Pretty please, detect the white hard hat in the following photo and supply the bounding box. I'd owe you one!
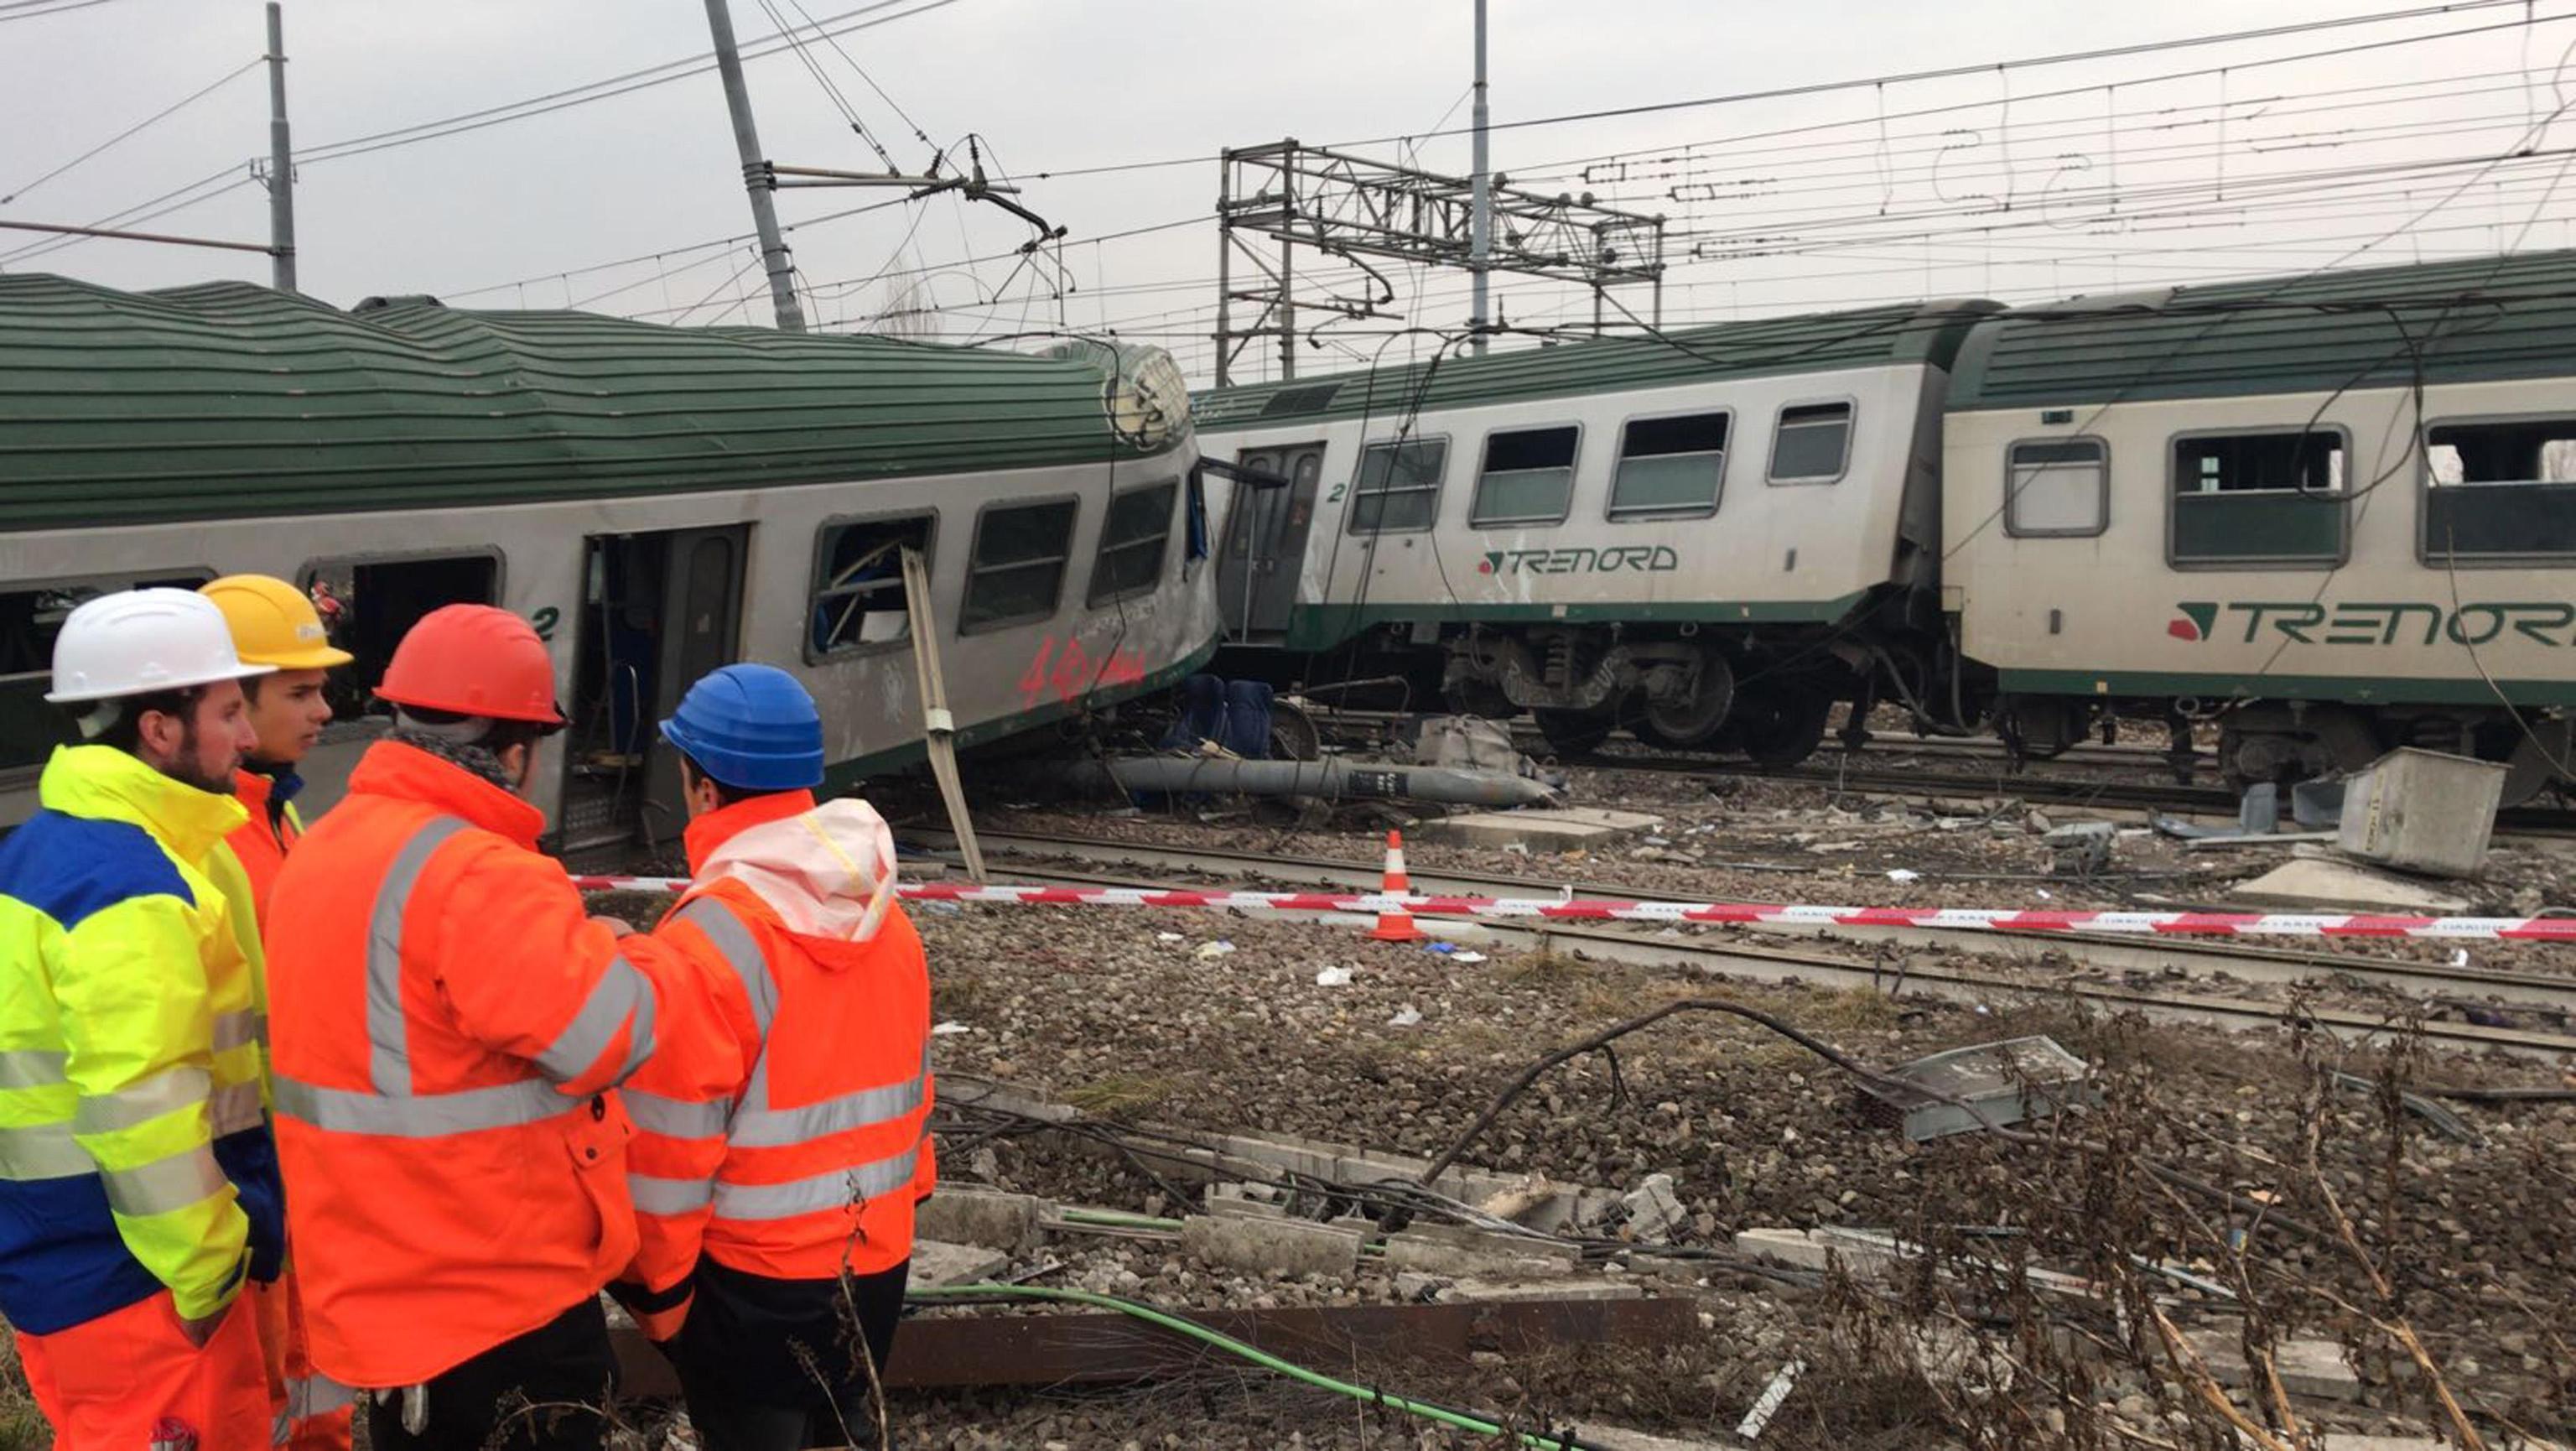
[44,588,276,704]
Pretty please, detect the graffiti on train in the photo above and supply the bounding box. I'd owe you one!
[1018,635,1151,706]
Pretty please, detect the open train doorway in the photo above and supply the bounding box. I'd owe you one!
[1215,444,1323,642]
[559,525,747,862]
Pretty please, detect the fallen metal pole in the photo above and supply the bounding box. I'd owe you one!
[1083,754,1560,808]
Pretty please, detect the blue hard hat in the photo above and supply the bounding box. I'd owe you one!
[661,663,826,791]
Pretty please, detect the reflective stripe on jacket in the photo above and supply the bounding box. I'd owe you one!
[265,741,740,1388]
[0,745,281,1334]
[616,791,934,1337]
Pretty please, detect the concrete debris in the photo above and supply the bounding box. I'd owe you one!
[1438,1277,1642,1303]
[910,1237,1010,1288]
[1734,1358,1806,1441]
[1391,1269,1445,1302]
[1413,807,1665,853]
[914,1188,1045,1254]
[2231,855,2471,913]
[2336,746,2508,878]
[1619,1172,1690,1244]
[1382,1230,1574,1282]
[2043,820,2116,874]
[1180,1214,1361,1280]
[1579,1425,1738,1451]
[2187,1328,2362,1402]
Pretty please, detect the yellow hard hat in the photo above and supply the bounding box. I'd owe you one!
[200,574,354,670]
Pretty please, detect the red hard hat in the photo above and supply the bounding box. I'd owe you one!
[376,604,566,726]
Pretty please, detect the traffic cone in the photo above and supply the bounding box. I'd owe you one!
[1368,830,1429,943]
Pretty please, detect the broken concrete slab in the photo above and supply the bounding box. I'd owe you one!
[1382,1233,1575,1281]
[911,1238,1010,1288]
[1732,1227,1901,1279]
[1412,807,1664,853]
[1619,1172,1688,1243]
[2230,856,2470,913]
[1182,1214,1362,1280]
[1439,1277,1643,1303]
[2187,1329,2360,1402]
[915,1188,1045,1253]
[1576,1425,1737,1451]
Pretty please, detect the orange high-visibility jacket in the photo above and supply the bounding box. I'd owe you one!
[263,741,740,1389]
[223,767,305,923]
[616,790,934,1337]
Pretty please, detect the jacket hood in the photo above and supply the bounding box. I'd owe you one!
[690,795,898,949]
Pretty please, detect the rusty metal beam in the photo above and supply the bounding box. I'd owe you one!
[613,1294,1699,1396]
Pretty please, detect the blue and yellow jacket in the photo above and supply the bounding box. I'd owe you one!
[0,745,284,1335]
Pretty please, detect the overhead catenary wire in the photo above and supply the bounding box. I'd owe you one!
[0,55,263,207]
[0,0,116,22]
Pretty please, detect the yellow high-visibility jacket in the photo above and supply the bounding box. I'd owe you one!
[0,745,285,1334]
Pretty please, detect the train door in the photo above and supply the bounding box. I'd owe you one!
[1215,443,1323,641]
[559,525,747,861]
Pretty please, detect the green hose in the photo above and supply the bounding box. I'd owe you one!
[906,1282,1602,1450]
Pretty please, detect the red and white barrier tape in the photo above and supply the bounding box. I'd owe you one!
[569,874,2576,942]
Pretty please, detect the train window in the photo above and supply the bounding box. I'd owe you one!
[1608,412,1727,519]
[2168,430,2346,566]
[1346,438,1447,534]
[1766,402,1853,485]
[298,553,500,720]
[2423,418,2576,561]
[963,497,1078,632]
[808,514,934,660]
[1469,426,1579,528]
[1089,481,1179,606]
[2004,439,2109,538]
[0,570,211,775]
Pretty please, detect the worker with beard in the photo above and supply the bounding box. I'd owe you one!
[0,588,281,1449]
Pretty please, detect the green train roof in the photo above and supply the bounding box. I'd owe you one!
[1947,249,2576,411]
[1192,300,1999,429]
[0,274,1175,532]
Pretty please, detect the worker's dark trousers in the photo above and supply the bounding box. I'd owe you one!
[673,1257,911,1451]
[364,1298,620,1451]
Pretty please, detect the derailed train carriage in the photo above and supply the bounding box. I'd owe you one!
[1198,250,2576,804]
[0,275,1219,850]
[1944,251,2576,804]
[1196,301,2001,764]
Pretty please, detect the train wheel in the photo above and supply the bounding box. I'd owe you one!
[1640,656,1735,749]
[1736,688,1831,769]
[2501,718,2573,807]
[1269,698,1323,762]
[1534,708,1616,758]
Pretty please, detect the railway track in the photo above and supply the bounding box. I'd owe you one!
[914,830,2576,1061]
[1306,708,2576,837]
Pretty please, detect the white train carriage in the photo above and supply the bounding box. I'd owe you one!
[1941,251,2576,803]
[1197,303,1996,762]
[0,276,1218,853]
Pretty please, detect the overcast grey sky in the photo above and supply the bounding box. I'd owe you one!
[5,1,2571,384]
